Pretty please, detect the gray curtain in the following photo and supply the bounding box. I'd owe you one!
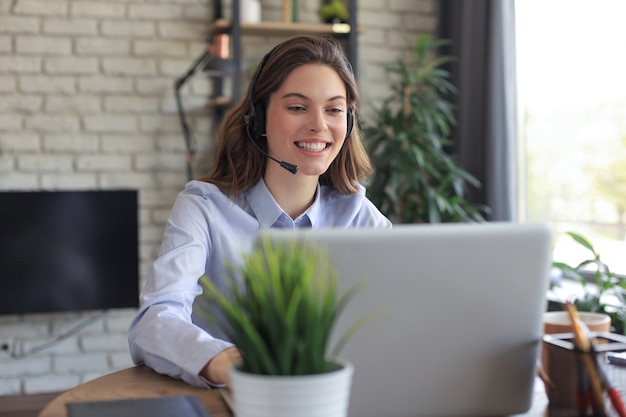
[438,0,517,221]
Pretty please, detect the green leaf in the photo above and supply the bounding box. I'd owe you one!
[566,231,598,256]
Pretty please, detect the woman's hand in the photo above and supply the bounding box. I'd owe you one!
[201,347,241,387]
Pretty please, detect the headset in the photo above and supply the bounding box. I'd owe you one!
[244,44,355,157]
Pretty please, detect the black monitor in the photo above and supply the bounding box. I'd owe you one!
[0,190,139,315]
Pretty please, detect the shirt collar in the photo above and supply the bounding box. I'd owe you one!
[244,179,283,229]
[303,185,321,227]
[244,179,321,229]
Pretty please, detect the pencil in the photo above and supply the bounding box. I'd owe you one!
[564,302,607,417]
[588,337,626,417]
[575,354,591,416]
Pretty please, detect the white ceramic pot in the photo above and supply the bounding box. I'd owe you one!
[230,358,354,417]
[543,310,611,334]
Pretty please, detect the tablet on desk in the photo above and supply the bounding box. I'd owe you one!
[66,395,212,417]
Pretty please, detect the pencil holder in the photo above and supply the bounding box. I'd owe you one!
[542,332,626,411]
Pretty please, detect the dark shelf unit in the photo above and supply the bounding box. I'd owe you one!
[206,0,359,110]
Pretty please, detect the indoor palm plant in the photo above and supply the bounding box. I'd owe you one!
[552,231,626,334]
[196,236,362,417]
[364,35,486,224]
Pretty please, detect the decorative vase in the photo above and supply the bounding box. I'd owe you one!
[230,358,354,417]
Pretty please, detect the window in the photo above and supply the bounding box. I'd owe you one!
[515,0,626,275]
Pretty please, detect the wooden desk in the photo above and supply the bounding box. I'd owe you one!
[39,365,552,417]
[38,366,231,417]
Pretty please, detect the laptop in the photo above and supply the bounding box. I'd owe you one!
[256,222,552,417]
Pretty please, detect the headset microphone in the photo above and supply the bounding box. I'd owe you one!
[244,115,299,174]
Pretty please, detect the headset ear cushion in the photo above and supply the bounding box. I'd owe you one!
[245,114,256,140]
[254,104,266,140]
[346,110,354,139]
[245,103,265,141]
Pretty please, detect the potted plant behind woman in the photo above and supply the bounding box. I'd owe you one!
[195,236,364,417]
[364,34,486,224]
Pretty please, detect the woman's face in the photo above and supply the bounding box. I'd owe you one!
[264,63,349,178]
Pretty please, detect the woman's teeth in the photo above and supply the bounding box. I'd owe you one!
[296,142,328,152]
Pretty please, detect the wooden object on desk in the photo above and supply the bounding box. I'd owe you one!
[38,366,231,417]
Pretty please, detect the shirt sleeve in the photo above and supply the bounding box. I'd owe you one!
[127,189,234,388]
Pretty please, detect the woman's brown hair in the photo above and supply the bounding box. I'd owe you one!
[200,35,373,196]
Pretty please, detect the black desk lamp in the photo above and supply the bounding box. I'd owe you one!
[173,34,234,181]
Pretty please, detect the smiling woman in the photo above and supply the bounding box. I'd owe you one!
[515,0,626,276]
[127,35,391,390]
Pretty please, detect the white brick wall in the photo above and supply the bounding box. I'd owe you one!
[0,0,436,396]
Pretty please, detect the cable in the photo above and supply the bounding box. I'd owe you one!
[1,310,106,360]
[174,86,198,182]
[174,48,213,182]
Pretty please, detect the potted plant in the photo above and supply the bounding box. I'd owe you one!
[195,236,363,417]
[551,231,626,334]
[318,0,349,24]
[364,34,486,224]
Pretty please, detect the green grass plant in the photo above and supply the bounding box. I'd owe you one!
[196,236,361,375]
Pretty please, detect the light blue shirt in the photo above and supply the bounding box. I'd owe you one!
[128,179,391,387]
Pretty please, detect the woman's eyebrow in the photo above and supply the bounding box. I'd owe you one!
[280,92,347,102]
[280,92,308,100]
